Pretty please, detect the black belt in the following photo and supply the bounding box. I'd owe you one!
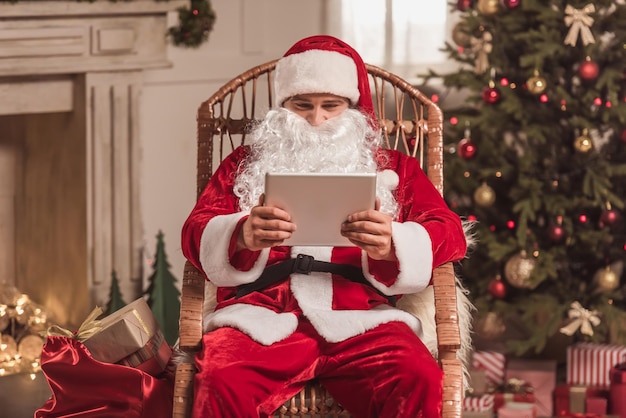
[235,254,395,305]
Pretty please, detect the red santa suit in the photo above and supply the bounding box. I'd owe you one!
[180,35,468,418]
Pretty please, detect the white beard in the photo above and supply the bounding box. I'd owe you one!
[234,108,398,217]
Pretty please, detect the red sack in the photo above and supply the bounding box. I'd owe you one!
[35,336,174,418]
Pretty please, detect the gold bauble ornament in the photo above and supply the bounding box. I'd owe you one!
[527,75,547,94]
[504,251,537,289]
[476,311,506,340]
[477,0,500,15]
[452,22,472,48]
[574,134,593,153]
[473,182,496,207]
[595,266,620,291]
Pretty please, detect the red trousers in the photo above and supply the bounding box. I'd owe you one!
[192,320,442,418]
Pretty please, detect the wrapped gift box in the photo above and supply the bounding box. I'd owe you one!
[551,415,618,417]
[554,384,609,416]
[470,369,489,396]
[506,358,556,417]
[473,350,507,386]
[610,363,626,418]
[82,298,172,376]
[498,402,536,418]
[586,396,608,415]
[463,412,493,418]
[493,387,535,411]
[464,387,534,414]
[464,393,495,412]
[567,343,626,389]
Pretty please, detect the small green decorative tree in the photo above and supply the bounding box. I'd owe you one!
[145,231,181,346]
[103,270,127,316]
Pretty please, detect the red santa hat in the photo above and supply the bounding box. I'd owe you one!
[274,35,376,122]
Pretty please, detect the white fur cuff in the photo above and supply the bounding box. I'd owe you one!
[363,221,433,294]
[199,212,270,286]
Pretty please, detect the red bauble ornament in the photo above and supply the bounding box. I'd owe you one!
[457,0,473,11]
[488,277,506,299]
[601,209,620,226]
[502,0,521,8]
[482,86,501,104]
[579,59,599,81]
[548,224,565,242]
[457,138,478,159]
[621,128,626,144]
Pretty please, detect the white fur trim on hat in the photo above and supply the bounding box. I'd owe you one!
[274,49,360,106]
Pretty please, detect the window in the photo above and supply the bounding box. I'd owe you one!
[326,0,455,82]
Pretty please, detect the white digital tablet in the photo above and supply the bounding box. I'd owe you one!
[264,172,377,246]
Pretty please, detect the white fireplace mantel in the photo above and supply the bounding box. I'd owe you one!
[0,0,186,326]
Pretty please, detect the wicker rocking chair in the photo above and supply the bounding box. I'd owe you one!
[172,60,470,418]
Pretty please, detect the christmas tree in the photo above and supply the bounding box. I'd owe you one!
[145,231,181,346]
[103,271,127,316]
[427,0,626,356]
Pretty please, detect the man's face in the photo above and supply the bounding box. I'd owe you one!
[283,93,350,126]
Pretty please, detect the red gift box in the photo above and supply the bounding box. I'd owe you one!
[586,396,608,415]
[555,414,615,417]
[506,358,556,417]
[610,363,626,418]
[554,384,609,416]
[567,343,626,389]
[473,350,506,386]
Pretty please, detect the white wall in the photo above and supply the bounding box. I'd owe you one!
[139,0,328,286]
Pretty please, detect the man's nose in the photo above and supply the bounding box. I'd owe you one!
[307,108,326,126]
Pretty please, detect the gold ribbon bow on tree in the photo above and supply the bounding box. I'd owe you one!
[559,301,601,336]
[471,31,493,74]
[45,306,104,341]
[564,3,596,46]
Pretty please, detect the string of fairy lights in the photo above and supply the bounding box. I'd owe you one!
[0,285,49,380]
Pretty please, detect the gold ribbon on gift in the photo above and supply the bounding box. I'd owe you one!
[130,308,151,336]
[45,306,104,341]
[563,3,596,47]
[559,301,601,336]
[492,377,533,395]
[503,378,532,394]
[471,31,493,74]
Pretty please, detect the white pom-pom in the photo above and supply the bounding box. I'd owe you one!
[377,169,399,191]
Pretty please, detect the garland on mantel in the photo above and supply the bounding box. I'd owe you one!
[0,0,216,48]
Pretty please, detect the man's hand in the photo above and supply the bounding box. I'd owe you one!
[341,199,397,261]
[237,195,296,251]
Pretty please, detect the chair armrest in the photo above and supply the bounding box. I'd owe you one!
[178,261,206,353]
[432,262,461,358]
[433,262,463,418]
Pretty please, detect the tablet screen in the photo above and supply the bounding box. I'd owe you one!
[264,172,377,246]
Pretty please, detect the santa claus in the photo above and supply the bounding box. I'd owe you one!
[181,35,468,418]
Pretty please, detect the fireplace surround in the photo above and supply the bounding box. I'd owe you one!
[0,0,185,327]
